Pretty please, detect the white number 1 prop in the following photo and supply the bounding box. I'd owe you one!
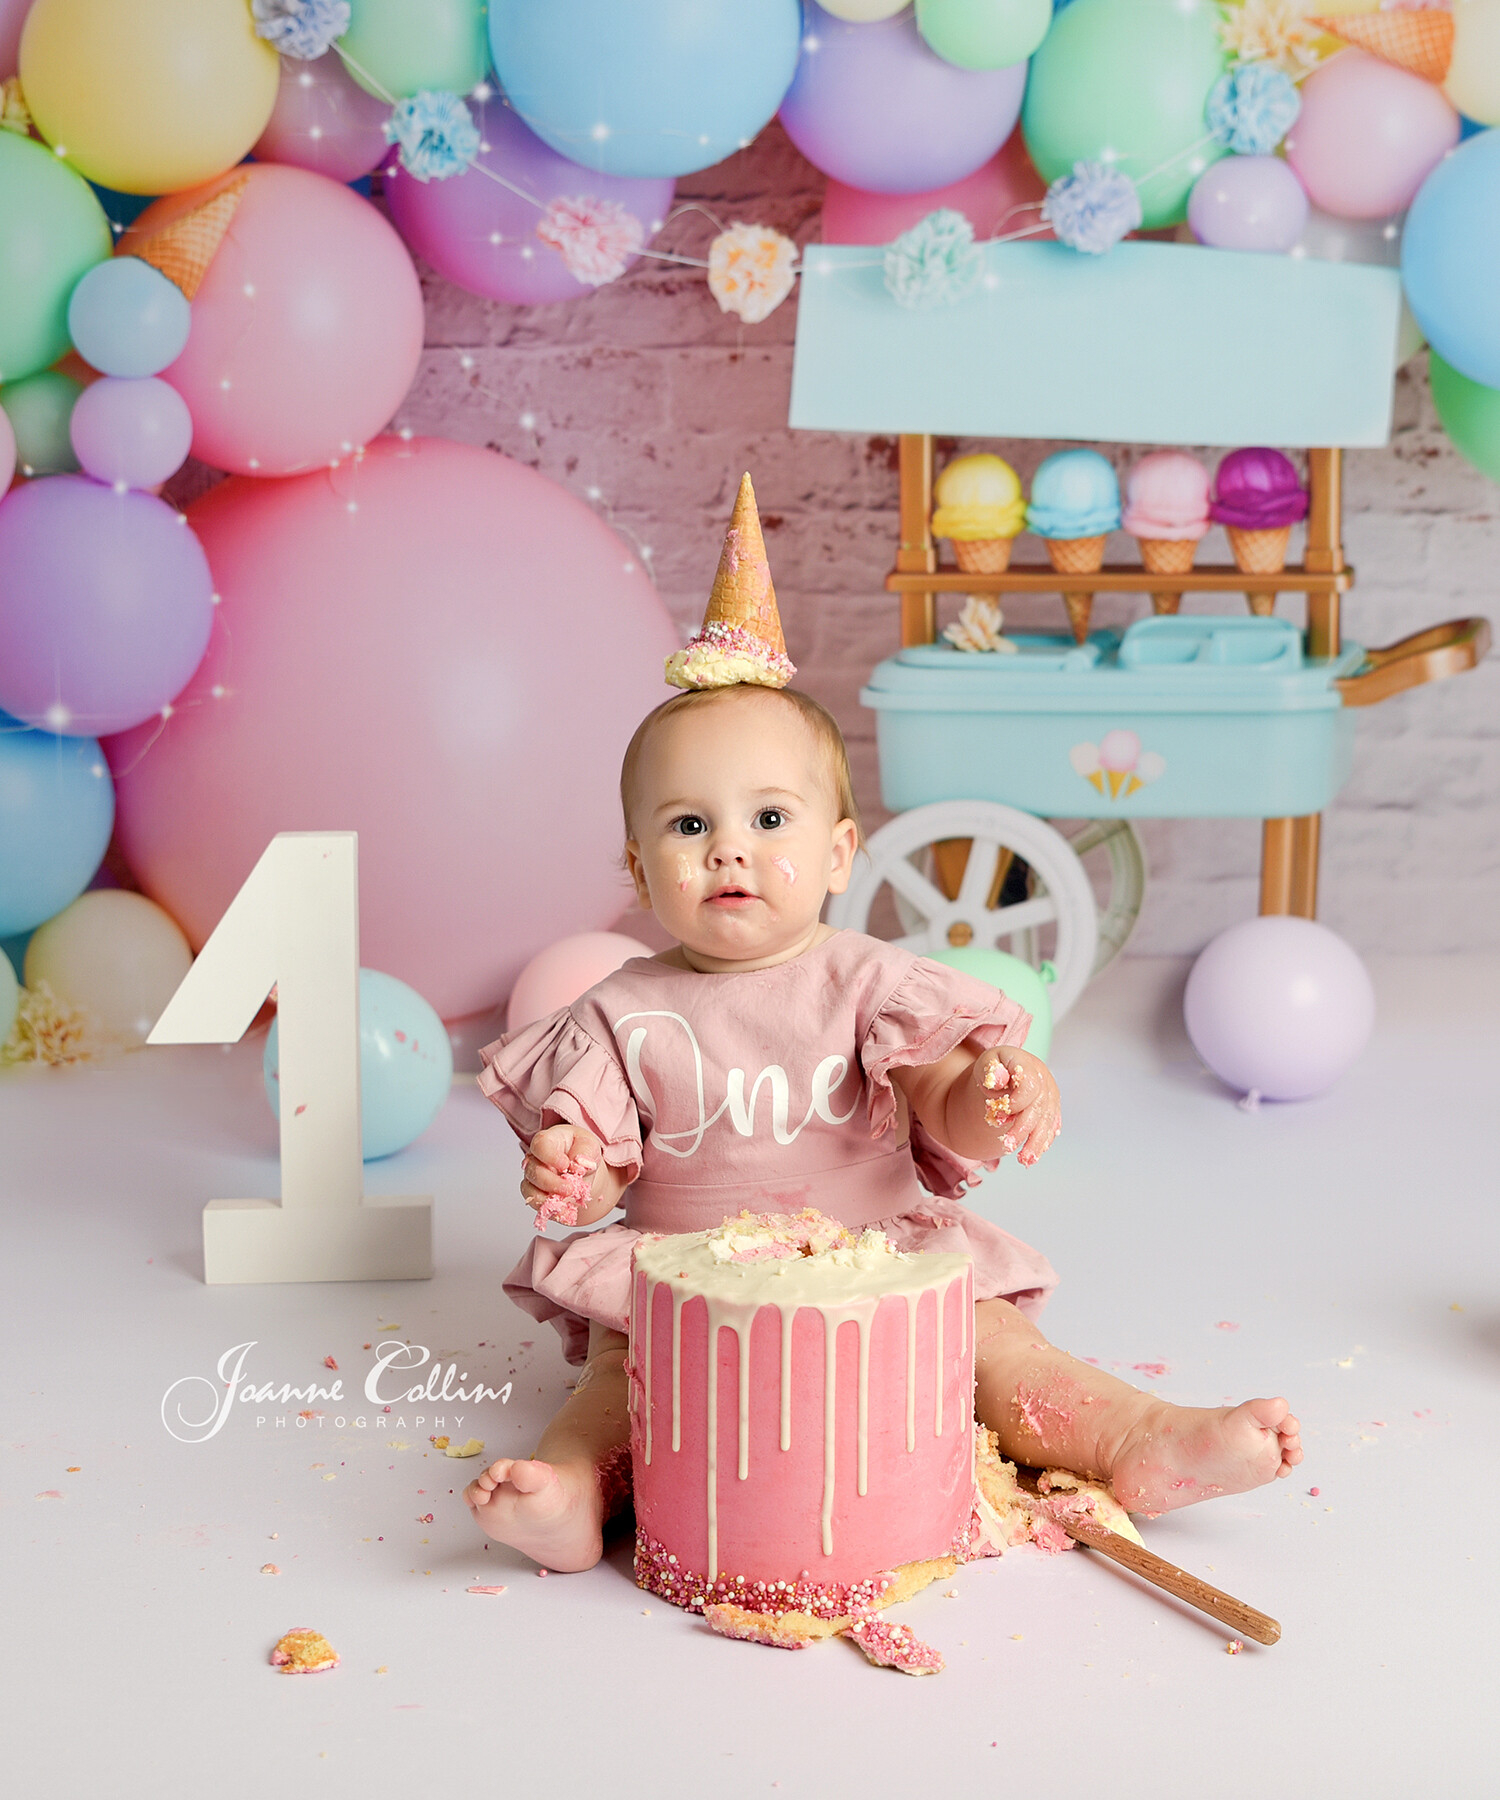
[149,832,433,1285]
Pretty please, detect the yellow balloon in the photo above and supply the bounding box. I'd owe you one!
[25,890,192,1045]
[1446,0,1500,126]
[19,0,279,195]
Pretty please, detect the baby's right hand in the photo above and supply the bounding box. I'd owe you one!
[521,1123,601,1216]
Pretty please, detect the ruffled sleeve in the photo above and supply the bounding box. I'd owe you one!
[860,955,1032,1200]
[476,1009,644,1186]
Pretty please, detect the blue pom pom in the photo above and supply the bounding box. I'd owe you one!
[384,90,482,182]
[883,209,984,310]
[251,0,351,61]
[1042,162,1142,256]
[1206,63,1301,158]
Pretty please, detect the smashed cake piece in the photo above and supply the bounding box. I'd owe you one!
[270,1627,339,1674]
[444,1438,485,1458]
[874,1556,958,1609]
[703,1604,837,1649]
[847,1615,944,1677]
[1035,1469,1145,1546]
[534,1156,595,1231]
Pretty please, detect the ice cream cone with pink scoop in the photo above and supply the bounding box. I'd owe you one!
[1122,451,1211,616]
[1210,448,1309,617]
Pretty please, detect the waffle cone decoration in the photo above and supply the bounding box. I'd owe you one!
[1138,536,1196,616]
[665,473,796,689]
[1227,524,1291,618]
[953,537,1014,574]
[1311,11,1454,84]
[1046,535,1106,644]
[130,173,248,300]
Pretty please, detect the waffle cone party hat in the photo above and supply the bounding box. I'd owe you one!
[1311,10,1455,83]
[129,173,248,299]
[664,473,796,689]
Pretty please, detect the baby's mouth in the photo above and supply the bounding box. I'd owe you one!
[705,884,759,906]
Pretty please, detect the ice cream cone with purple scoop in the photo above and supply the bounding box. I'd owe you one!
[931,453,1026,573]
[1027,449,1121,644]
[1123,451,1211,616]
[1210,448,1309,617]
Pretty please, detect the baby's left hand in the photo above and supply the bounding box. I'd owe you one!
[973,1046,1060,1167]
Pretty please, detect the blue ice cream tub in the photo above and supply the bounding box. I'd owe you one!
[861,616,1368,820]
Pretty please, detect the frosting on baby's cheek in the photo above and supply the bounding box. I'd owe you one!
[771,855,797,885]
[676,853,694,893]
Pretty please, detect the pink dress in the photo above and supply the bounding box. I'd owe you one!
[478,930,1059,1364]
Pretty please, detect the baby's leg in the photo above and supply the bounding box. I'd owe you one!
[973,1299,1302,1516]
[463,1322,631,1570]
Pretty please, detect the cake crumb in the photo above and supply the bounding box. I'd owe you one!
[1226,1639,1243,1655]
[445,1438,485,1458]
[466,1585,507,1596]
[270,1628,339,1674]
[260,1563,280,1575]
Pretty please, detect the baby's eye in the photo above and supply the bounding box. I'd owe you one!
[671,815,707,836]
[756,808,787,831]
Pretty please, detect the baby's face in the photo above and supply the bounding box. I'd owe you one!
[624,691,858,968]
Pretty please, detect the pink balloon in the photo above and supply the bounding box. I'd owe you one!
[252,49,393,183]
[122,165,424,477]
[820,126,1053,243]
[506,931,652,1032]
[0,0,27,81]
[103,437,679,1022]
[1284,49,1459,221]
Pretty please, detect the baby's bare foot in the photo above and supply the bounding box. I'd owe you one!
[1107,1397,1302,1516]
[462,1456,604,1571]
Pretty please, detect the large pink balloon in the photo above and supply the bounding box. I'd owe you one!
[252,49,392,183]
[103,437,680,1020]
[506,931,651,1032]
[1284,49,1459,221]
[121,165,424,476]
[820,126,1052,244]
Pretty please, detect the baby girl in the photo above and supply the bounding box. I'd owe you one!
[464,680,1302,1571]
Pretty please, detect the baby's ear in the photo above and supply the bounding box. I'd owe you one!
[623,841,654,910]
[825,818,860,895]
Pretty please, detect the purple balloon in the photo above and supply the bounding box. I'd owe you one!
[1184,917,1375,1102]
[0,476,215,737]
[253,50,393,184]
[779,1,1027,195]
[69,377,194,490]
[1188,155,1309,254]
[383,101,676,305]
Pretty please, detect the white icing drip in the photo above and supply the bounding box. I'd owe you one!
[856,1307,870,1497]
[671,1287,685,1454]
[734,1313,752,1480]
[779,1302,794,1452]
[821,1312,838,1557]
[934,1283,944,1438]
[904,1290,917,1455]
[706,1312,719,1579]
[643,1272,654,1465]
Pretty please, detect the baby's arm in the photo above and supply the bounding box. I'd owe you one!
[890,1040,1060,1169]
[522,1123,630,1228]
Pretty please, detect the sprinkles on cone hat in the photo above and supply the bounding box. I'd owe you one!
[665,472,795,690]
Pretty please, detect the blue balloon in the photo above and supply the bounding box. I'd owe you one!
[489,0,802,178]
[263,968,453,1162]
[0,714,115,936]
[66,257,191,380]
[1402,128,1500,390]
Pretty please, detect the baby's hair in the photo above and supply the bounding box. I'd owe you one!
[619,684,864,850]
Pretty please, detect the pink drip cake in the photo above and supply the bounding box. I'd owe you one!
[627,1209,976,1619]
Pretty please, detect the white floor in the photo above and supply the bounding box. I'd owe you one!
[4,954,1497,1799]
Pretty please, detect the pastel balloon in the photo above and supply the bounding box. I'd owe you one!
[1188,155,1309,253]
[927,945,1053,1059]
[507,932,652,1032]
[123,165,424,476]
[265,967,453,1160]
[1430,350,1500,481]
[0,370,82,477]
[0,942,16,1045]
[1446,0,1500,127]
[18,0,279,195]
[916,0,1051,70]
[67,257,193,380]
[0,132,112,384]
[383,100,675,305]
[1023,0,1227,229]
[490,0,801,178]
[252,49,394,184]
[820,0,906,17]
[0,476,214,736]
[1284,50,1458,221]
[1402,127,1500,388]
[0,401,13,490]
[104,437,680,1022]
[1184,916,1375,1102]
[341,0,489,102]
[69,376,193,490]
[0,714,115,936]
[821,124,1053,243]
[0,0,27,79]
[24,889,191,1044]
[781,1,1026,194]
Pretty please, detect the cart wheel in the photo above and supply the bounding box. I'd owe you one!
[1064,817,1147,979]
[827,801,1108,1020]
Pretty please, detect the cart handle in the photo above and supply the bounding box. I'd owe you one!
[1335,616,1492,708]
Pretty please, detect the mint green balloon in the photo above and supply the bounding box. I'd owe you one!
[341,0,489,101]
[0,132,111,384]
[916,0,1051,71]
[0,369,83,476]
[1431,351,1500,483]
[926,945,1054,1061]
[1022,0,1227,230]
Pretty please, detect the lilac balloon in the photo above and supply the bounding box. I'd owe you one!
[1184,916,1375,1102]
[69,377,194,490]
[779,0,1027,194]
[0,476,215,737]
[253,50,394,184]
[383,101,676,305]
[1187,155,1309,254]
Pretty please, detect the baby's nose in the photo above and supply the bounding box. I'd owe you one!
[707,835,749,866]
